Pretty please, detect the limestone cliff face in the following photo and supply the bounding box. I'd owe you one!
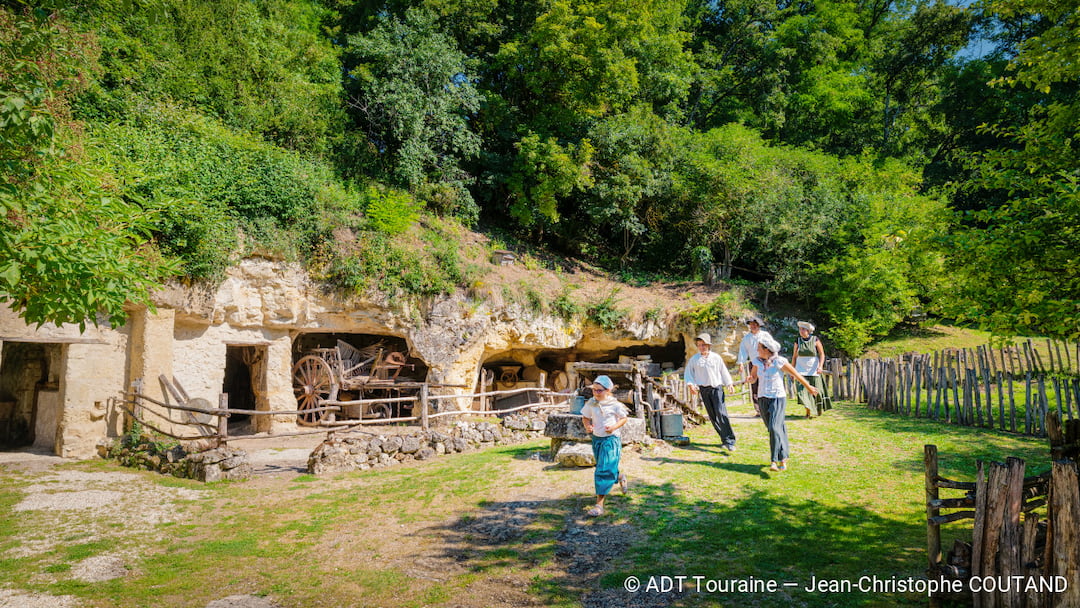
[151,259,747,415]
[0,258,751,457]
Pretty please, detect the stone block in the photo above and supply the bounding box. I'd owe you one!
[307,440,357,475]
[543,413,590,441]
[554,442,595,467]
[620,418,647,445]
[201,463,223,482]
[400,435,421,454]
[383,436,403,454]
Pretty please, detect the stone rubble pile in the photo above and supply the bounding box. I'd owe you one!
[307,412,548,475]
[105,436,252,482]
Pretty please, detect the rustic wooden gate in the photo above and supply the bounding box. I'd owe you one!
[925,420,1080,607]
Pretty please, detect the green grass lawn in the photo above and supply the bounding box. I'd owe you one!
[866,324,1076,373]
[603,401,1049,607]
[0,400,1054,607]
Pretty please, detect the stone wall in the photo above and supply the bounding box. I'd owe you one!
[104,435,251,482]
[0,313,129,458]
[307,412,548,475]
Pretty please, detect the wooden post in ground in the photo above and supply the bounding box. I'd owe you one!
[420,383,430,431]
[1048,460,1080,608]
[217,393,229,447]
[995,458,1026,608]
[1025,373,1034,436]
[925,445,942,576]
[914,358,922,417]
[972,460,988,608]
[1021,512,1043,608]
[633,364,644,420]
[997,371,1006,432]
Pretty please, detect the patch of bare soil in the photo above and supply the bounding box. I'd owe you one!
[457,229,746,323]
[322,446,683,608]
[0,589,80,608]
[4,468,206,562]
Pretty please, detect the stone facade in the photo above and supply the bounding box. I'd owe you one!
[0,258,750,458]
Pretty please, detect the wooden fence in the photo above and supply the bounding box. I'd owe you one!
[118,379,569,446]
[925,430,1080,607]
[827,339,1080,437]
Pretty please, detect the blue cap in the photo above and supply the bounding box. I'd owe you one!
[593,375,614,390]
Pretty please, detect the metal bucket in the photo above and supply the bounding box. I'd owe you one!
[660,413,684,437]
[569,395,586,415]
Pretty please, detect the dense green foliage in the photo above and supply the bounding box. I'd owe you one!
[0,6,175,328]
[1,0,1076,347]
[938,0,1080,341]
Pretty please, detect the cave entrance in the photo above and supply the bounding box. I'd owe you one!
[0,341,64,452]
[482,340,687,392]
[222,345,269,435]
[291,332,429,422]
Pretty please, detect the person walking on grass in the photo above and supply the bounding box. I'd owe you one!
[684,332,737,452]
[737,315,773,417]
[580,375,629,516]
[745,336,818,472]
[791,321,832,419]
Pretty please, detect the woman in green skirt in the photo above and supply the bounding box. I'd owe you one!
[792,321,832,418]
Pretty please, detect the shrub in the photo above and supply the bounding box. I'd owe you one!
[680,291,745,325]
[551,285,584,320]
[587,289,627,331]
[364,186,420,235]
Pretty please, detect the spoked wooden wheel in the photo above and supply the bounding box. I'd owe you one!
[293,355,335,425]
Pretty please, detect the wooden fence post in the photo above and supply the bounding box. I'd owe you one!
[420,383,430,432]
[1048,460,1080,608]
[925,445,942,576]
[972,460,988,608]
[217,393,229,447]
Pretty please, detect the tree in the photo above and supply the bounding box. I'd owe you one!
[940,0,1080,340]
[342,8,481,220]
[0,6,176,329]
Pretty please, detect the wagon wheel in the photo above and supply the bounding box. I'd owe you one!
[293,355,335,425]
[498,369,518,390]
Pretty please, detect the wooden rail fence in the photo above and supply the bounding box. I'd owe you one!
[119,380,568,446]
[925,436,1080,607]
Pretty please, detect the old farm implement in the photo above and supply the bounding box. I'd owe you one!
[292,340,417,425]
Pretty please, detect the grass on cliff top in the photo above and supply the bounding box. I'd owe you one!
[0,401,1052,607]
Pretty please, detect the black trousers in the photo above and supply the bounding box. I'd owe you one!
[700,386,736,448]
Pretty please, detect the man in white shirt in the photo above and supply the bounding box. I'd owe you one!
[684,332,736,451]
[736,315,773,417]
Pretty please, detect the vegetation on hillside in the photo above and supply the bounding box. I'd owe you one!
[1,0,1077,351]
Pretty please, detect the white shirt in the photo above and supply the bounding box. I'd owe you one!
[737,329,774,366]
[684,350,734,388]
[580,395,629,438]
[753,355,790,398]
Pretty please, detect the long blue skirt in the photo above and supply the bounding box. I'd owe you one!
[592,434,622,496]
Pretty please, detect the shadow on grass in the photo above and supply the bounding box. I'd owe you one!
[641,454,770,479]
[425,478,931,608]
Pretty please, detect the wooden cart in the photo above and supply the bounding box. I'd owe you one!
[292,340,414,425]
